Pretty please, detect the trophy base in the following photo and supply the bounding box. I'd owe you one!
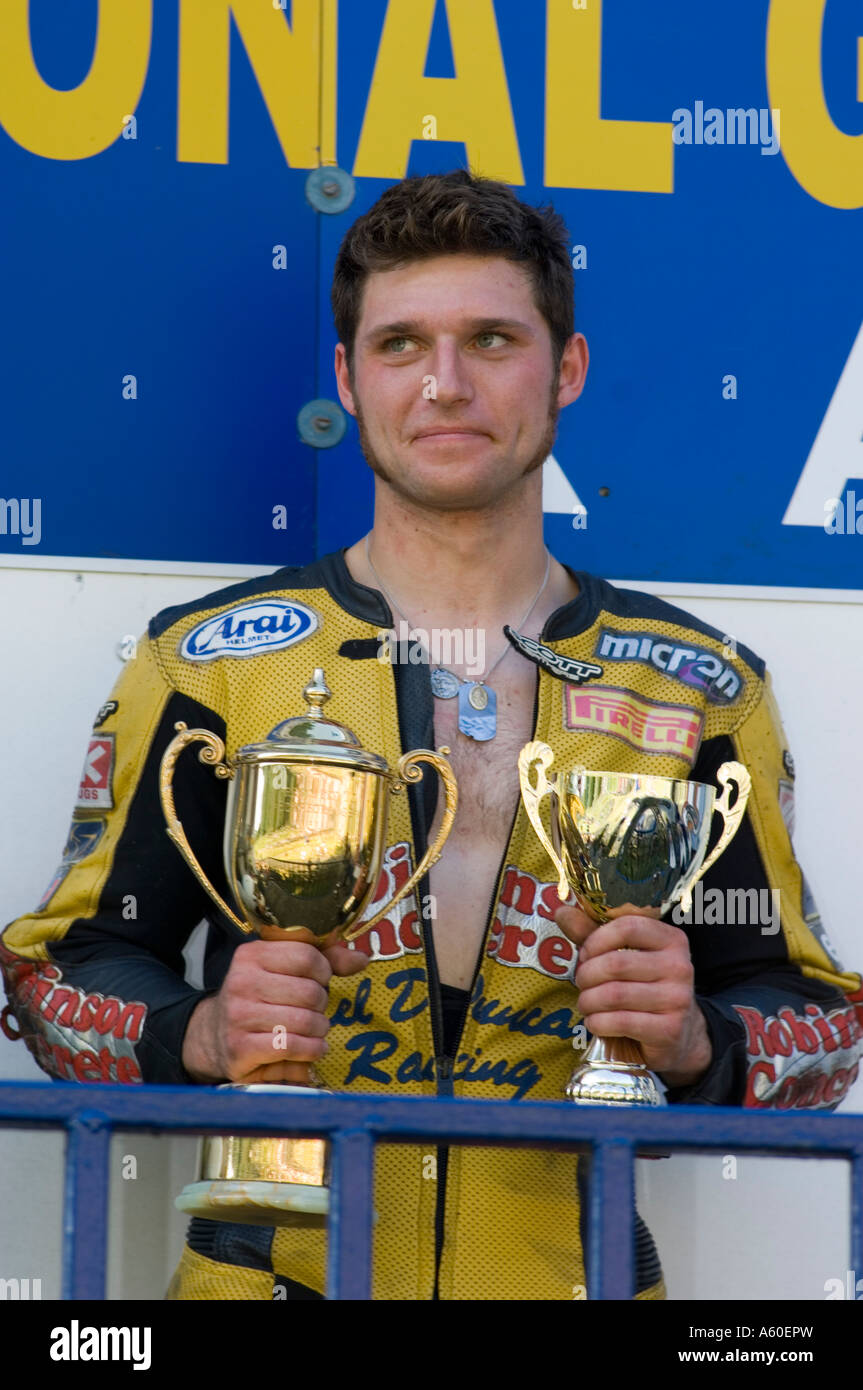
[178,1084,331,1226]
[565,1037,667,1107]
[175,1179,329,1227]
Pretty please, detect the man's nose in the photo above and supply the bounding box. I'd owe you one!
[424,343,475,404]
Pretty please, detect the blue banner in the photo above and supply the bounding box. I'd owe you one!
[1,0,861,585]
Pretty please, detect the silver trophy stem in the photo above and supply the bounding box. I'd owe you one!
[565,1034,667,1107]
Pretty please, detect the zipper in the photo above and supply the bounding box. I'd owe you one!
[381,621,449,1300]
[402,701,449,1298]
[431,667,542,1297]
[421,887,447,1077]
[420,868,450,1303]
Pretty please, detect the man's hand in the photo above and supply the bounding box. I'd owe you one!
[182,940,368,1084]
[555,903,713,1088]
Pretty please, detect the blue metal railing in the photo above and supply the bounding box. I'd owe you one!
[1,1080,861,1300]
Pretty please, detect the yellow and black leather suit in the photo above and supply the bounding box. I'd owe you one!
[2,551,860,1300]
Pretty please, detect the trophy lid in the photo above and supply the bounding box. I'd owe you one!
[234,669,389,772]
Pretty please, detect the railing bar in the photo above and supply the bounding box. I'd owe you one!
[2,1084,863,1155]
[2,1080,860,1304]
[851,1150,863,1291]
[326,1129,374,1301]
[588,1141,634,1301]
[62,1113,111,1301]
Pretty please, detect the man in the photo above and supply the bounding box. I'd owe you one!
[2,170,861,1301]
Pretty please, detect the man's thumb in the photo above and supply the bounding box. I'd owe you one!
[324,942,370,976]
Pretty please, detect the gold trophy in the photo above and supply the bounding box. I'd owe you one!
[159,669,457,1224]
[517,744,751,1106]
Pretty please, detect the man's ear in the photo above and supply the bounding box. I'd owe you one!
[556,332,589,411]
[333,342,357,417]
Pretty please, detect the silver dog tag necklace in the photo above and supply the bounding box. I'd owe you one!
[365,536,550,741]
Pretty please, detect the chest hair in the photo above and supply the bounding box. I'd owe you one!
[430,666,538,845]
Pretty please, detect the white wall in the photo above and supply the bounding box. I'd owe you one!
[0,563,860,1301]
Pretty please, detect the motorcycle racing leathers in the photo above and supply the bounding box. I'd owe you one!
[2,549,861,1301]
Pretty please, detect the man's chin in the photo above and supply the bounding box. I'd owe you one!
[357,416,556,509]
[368,471,539,514]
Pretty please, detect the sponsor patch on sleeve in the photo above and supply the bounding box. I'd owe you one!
[778,778,795,838]
[563,684,704,765]
[37,818,107,910]
[76,734,115,811]
[800,874,846,971]
[736,998,862,1110]
[0,942,145,1084]
[93,699,118,729]
[179,600,319,662]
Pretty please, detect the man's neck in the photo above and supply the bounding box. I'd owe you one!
[343,480,577,632]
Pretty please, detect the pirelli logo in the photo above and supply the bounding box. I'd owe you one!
[563,685,704,763]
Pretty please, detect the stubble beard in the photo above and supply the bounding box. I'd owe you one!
[352,379,560,510]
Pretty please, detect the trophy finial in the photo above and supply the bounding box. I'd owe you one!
[303,668,332,714]
[263,669,364,749]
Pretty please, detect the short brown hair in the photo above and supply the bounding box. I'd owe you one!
[331,168,575,380]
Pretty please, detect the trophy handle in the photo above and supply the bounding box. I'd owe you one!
[678,760,752,915]
[517,741,569,904]
[159,722,252,936]
[344,747,459,940]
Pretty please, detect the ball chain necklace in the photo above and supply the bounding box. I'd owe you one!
[365,533,551,742]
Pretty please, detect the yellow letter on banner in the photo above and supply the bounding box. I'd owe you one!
[178,0,326,169]
[0,1,151,161]
[353,0,523,183]
[766,0,863,209]
[545,0,672,192]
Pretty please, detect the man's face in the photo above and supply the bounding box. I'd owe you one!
[334,254,588,512]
